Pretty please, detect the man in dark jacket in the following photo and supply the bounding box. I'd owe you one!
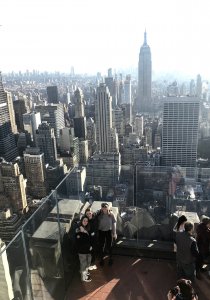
[176,222,199,281]
[196,217,210,277]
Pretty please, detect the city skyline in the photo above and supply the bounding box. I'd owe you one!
[0,0,210,79]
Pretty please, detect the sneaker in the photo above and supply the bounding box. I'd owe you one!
[81,272,92,282]
[91,265,97,270]
[88,266,94,270]
[108,259,113,266]
[83,277,92,282]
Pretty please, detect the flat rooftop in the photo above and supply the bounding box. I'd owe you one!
[65,256,210,300]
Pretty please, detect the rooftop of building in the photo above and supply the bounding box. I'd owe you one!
[66,256,209,300]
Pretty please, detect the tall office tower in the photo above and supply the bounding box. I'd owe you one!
[36,122,57,167]
[110,128,119,152]
[113,76,119,107]
[95,83,118,153]
[23,111,41,144]
[66,167,86,197]
[196,74,202,98]
[189,79,196,96]
[74,88,84,117]
[0,161,27,212]
[47,86,59,104]
[13,97,31,131]
[35,103,65,143]
[124,75,132,104]
[118,78,124,106]
[105,72,117,108]
[121,103,132,124]
[86,117,96,144]
[0,74,18,162]
[0,239,14,300]
[73,88,87,140]
[108,68,113,78]
[113,107,125,136]
[134,115,144,137]
[59,127,75,152]
[59,127,80,168]
[138,30,152,112]
[17,132,27,155]
[86,117,96,156]
[6,92,17,134]
[162,97,200,167]
[24,147,48,198]
[86,152,121,196]
[125,123,133,137]
[144,126,152,147]
[79,140,89,164]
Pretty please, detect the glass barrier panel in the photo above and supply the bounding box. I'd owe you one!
[135,165,210,246]
[0,231,33,300]
[22,190,65,300]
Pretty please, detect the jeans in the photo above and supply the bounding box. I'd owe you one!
[98,230,113,260]
[78,253,92,272]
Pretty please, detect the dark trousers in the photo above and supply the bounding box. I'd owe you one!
[90,237,97,264]
[98,230,112,260]
[177,261,196,282]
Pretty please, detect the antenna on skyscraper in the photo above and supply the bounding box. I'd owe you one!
[144,29,147,45]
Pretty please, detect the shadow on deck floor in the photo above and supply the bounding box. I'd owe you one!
[65,256,210,300]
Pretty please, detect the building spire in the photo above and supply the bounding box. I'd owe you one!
[144,29,147,45]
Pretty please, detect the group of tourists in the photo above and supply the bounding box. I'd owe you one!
[75,202,117,282]
[168,214,210,299]
[174,215,210,281]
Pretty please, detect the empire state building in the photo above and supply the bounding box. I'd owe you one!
[138,31,152,112]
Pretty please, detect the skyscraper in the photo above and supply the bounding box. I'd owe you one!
[124,75,132,105]
[35,103,65,143]
[196,74,202,98]
[6,92,17,134]
[138,31,152,112]
[0,161,27,212]
[47,86,59,104]
[23,111,41,144]
[95,83,118,153]
[24,147,48,198]
[162,97,200,167]
[0,73,18,161]
[36,122,57,167]
[73,88,87,140]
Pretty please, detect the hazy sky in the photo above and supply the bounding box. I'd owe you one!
[0,0,210,78]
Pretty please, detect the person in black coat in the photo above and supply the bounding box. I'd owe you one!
[196,217,210,278]
[76,216,92,282]
[84,208,98,269]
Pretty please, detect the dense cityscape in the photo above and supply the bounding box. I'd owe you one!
[0,23,210,299]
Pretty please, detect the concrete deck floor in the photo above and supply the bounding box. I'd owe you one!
[65,256,210,300]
